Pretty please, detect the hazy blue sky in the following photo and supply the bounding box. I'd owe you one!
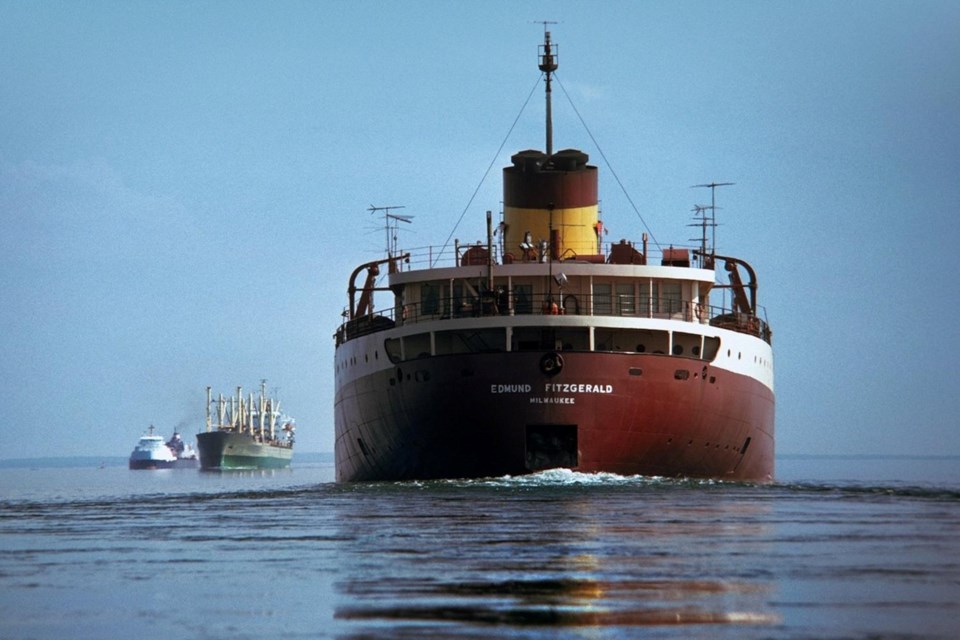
[2,1,958,460]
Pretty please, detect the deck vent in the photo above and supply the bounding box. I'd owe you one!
[525,425,578,471]
[661,247,690,267]
[609,240,645,265]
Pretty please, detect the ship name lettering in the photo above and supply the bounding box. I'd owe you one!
[543,383,614,394]
[490,384,533,394]
[530,397,575,405]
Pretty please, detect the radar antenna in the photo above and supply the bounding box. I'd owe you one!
[368,205,412,259]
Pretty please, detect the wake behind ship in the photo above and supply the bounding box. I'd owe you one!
[197,382,295,470]
[333,32,775,483]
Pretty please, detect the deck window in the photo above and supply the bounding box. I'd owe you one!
[660,282,682,316]
[639,280,658,316]
[513,284,533,315]
[616,283,635,315]
[421,282,441,316]
[593,283,612,315]
[446,281,465,318]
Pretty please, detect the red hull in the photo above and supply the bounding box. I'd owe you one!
[335,351,774,482]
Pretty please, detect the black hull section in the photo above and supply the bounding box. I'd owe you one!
[335,351,774,483]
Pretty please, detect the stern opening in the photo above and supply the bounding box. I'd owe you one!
[525,424,578,471]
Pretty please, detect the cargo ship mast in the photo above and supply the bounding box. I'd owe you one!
[538,24,559,155]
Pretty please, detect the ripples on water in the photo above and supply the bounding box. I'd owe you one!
[1,462,959,639]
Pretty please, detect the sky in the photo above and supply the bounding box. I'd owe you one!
[1,0,958,460]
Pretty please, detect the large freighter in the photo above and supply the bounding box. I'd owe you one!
[334,32,774,482]
[197,382,295,470]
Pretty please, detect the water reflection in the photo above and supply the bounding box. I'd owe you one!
[198,468,292,478]
[337,578,777,626]
[331,473,780,636]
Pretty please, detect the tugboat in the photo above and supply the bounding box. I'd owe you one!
[196,381,295,470]
[333,31,775,483]
[128,425,200,470]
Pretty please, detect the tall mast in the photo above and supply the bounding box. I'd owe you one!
[259,379,267,439]
[692,181,735,259]
[538,25,558,156]
[368,205,411,260]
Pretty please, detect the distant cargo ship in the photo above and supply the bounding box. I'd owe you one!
[333,31,774,482]
[128,425,199,470]
[196,382,295,470]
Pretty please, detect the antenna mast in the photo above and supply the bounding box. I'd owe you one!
[537,22,559,156]
[689,205,715,268]
[691,182,734,261]
[368,205,412,259]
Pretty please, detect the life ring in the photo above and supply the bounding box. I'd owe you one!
[694,303,704,322]
[540,352,564,376]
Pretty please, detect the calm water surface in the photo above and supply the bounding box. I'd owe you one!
[1,456,958,639]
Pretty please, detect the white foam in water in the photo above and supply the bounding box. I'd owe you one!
[480,467,668,487]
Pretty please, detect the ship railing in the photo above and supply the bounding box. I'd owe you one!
[385,240,711,272]
[337,293,771,345]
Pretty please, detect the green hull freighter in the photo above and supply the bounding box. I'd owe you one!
[197,382,295,470]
